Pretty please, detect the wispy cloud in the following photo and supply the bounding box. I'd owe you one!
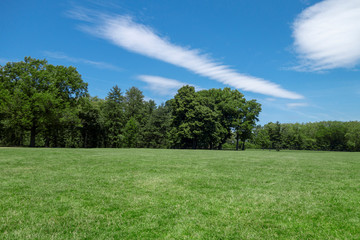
[259,98,318,123]
[293,0,360,71]
[299,0,311,5]
[286,102,309,108]
[69,9,303,99]
[43,51,122,71]
[265,98,276,102]
[138,75,200,96]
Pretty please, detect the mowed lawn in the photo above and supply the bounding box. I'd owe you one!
[0,148,359,239]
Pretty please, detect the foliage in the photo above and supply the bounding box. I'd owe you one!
[2,57,360,151]
[122,117,140,148]
[0,57,88,147]
[103,85,125,148]
[250,121,360,151]
[169,86,261,149]
[79,97,105,148]
[142,103,172,148]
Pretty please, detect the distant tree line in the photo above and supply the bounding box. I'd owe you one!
[2,58,359,151]
[248,121,360,152]
[0,57,261,149]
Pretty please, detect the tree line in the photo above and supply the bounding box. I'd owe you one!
[0,57,261,149]
[2,57,359,151]
[248,121,360,152]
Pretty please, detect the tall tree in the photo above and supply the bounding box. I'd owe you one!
[266,121,282,151]
[0,57,87,147]
[142,103,172,148]
[79,97,105,148]
[103,85,125,147]
[198,88,244,149]
[123,117,140,148]
[170,85,199,149]
[233,99,261,150]
[169,86,259,150]
[345,121,360,151]
[125,86,145,122]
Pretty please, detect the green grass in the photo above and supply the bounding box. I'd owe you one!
[0,148,360,239]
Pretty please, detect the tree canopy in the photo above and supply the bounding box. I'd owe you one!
[2,57,359,152]
[0,57,88,147]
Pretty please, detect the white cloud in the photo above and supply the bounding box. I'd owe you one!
[137,75,199,96]
[286,102,309,108]
[299,0,311,5]
[265,98,276,102]
[43,51,122,71]
[293,0,360,71]
[71,10,303,99]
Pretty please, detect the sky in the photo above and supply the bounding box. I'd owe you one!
[1,0,360,124]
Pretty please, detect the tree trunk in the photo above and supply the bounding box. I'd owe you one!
[84,132,87,148]
[54,131,58,147]
[45,136,50,147]
[236,133,239,151]
[30,122,36,147]
[242,141,245,151]
[19,134,23,146]
[192,139,197,149]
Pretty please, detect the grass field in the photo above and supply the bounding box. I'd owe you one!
[0,148,359,239]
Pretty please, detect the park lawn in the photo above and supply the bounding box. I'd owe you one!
[0,148,359,239]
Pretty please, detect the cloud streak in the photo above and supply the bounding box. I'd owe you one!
[138,75,200,96]
[286,102,309,108]
[70,9,303,99]
[43,51,122,71]
[293,0,360,71]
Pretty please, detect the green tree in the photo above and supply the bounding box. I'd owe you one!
[0,57,87,147]
[345,121,360,151]
[233,99,261,150]
[123,117,140,148]
[170,85,218,149]
[169,86,258,150]
[125,86,145,122]
[198,88,244,149]
[103,85,125,147]
[266,121,282,151]
[142,103,172,148]
[253,125,271,149]
[79,97,105,148]
[169,85,197,148]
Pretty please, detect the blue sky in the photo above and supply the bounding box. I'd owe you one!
[1,0,360,124]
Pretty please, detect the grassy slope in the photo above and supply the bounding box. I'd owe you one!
[0,148,359,239]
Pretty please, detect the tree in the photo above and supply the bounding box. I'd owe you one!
[169,86,259,150]
[0,57,87,147]
[142,103,172,148]
[345,121,360,151]
[123,117,140,148]
[79,97,105,148]
[198,88,244,149]
[233,99,261,150]
[280,123,304,150]
[170,85,220,149]
[103,85,125,147]
[266,121,282,151]
[253,125,271,149]
[169,85,198,148]
[125,86,145,122]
